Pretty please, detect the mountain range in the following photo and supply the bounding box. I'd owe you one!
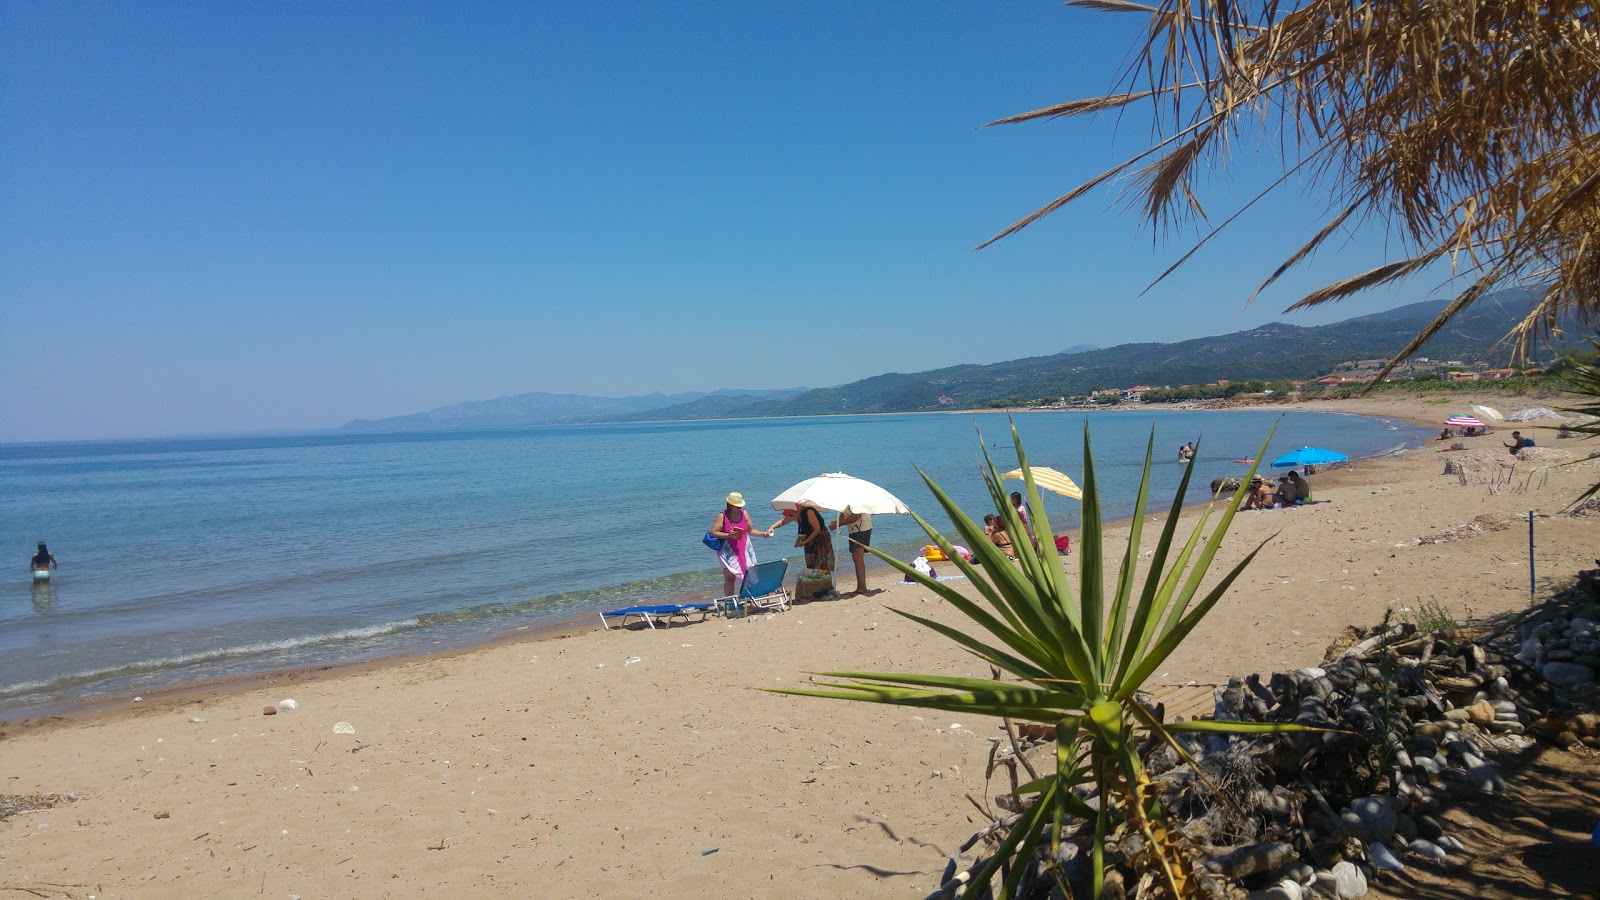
[340,388,808,433]
[343,291,1571,432]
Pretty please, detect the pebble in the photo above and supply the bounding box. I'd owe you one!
[332,722,355,734]
[1324,860,1368,898]
[262,706,277,716]
[1544,661,1597,689]
[1341,796,1397,844]
[1465,700,1496,725]
[1368,841,1405,872]
[188,717,207,724]
[277,699,298,711]
[1436,834,1464,852]
[1412,723,1444,743]
[1248,879,1302,900]
[1408,838,1447,862]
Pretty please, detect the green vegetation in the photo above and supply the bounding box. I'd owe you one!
[772,424,1311,898]
[1411,599,1466,641]
[983,0,1600,380]
[1555,341,1600,504]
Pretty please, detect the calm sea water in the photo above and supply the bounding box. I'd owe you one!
[0,410,1428,717]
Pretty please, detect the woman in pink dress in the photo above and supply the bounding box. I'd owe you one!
[710,492,772,596]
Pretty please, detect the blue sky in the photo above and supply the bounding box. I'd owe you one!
[2,3,1430,441]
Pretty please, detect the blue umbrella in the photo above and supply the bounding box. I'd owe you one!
[1270,447,1348,469]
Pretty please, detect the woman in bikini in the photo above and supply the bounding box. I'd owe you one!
[984,514,1015,559]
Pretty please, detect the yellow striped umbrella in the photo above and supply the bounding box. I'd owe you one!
[1000,466,1083,500]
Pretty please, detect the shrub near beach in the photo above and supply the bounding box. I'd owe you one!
[776,424,1317,899]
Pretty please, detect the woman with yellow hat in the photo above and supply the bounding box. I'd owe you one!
[710,492,773,596]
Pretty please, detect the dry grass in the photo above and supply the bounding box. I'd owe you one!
[986,0,1600,375]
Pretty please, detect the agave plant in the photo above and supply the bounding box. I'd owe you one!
[772,423,1313,898]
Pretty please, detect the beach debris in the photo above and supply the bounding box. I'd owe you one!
[595,663,605,669]
[133,697,142,702]
[153,811,170,819]
[188,717,206,723]
[926,565,1600,898]
[262,706,277,716]
[0,793,74,821]
[277,699,298,711]
[701,848,719,856]
[332,722,355,735]
[624,656,641,666]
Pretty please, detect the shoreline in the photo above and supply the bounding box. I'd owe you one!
[1,400,1434,728]
[0,398,1443,727]
[5,394,1596,896]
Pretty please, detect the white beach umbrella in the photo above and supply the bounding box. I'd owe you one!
[770,472,911,515]
[1471,404,1505,421]
[1507,406,1563,422]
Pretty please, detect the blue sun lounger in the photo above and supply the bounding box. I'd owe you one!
[598,602,715,630]
[715,559,790,618]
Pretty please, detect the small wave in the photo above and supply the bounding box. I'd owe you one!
[1363,441,1413,459]
[0,618,421,700]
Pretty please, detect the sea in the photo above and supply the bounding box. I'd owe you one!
[0,409,1430,719]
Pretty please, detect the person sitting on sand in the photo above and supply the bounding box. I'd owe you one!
[1504,431,1535,455]
[1241,477,1270,510]
[1437,428,1452,441]
[1275,475,1299,507]
[1289,470,1311,502]
[984,514,1015,558]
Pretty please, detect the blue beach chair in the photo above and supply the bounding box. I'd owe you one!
[717,559,790,617]
[598,602,715,630]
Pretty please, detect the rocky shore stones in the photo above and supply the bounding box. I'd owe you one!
[1368,842,1405,872]
[1319,861,1367,899]
[1541,661,1596,690]
[1340,796,1397,843]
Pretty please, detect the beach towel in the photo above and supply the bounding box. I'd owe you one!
[715,509,757,578]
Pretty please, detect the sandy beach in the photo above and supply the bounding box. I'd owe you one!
[4,396,1597,898]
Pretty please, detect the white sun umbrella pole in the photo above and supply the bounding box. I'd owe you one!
[770,473,911,595]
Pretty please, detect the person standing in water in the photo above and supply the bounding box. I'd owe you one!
[30,542,58,576]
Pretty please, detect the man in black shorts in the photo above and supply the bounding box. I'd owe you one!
[836,510,874,596]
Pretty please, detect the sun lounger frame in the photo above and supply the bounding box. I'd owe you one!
[599,602,715,630]
[715,559,791,617]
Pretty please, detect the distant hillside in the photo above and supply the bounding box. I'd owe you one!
[341,391,706,432]
[341,388,810,433]
[605,389,810,422]
[622,289,1575,420]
